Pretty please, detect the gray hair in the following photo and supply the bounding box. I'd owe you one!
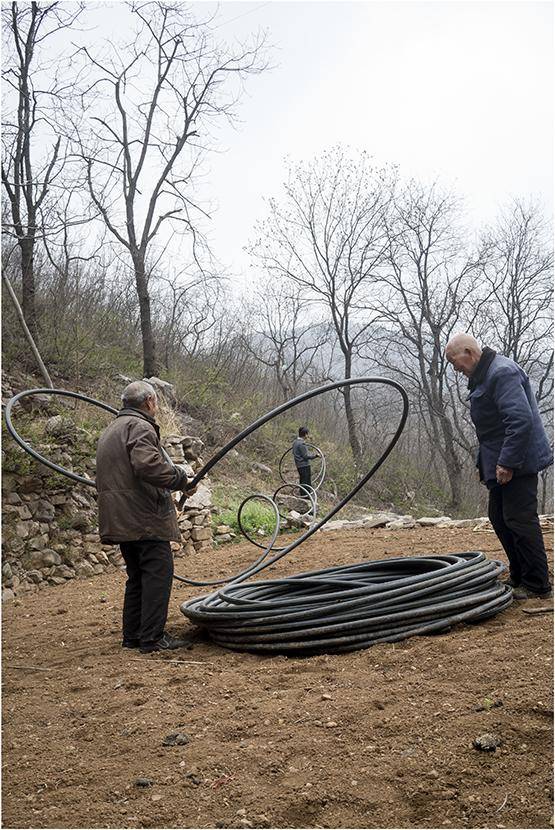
[121,380,157,409]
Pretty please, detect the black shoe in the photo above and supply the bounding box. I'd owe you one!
[513,586,553,601]
[139,632,193,654]
[505,578,520,588]
[122,638,140,649]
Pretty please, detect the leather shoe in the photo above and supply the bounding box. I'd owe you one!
[122,639,140,649]
[139,632,193,654]
[512,587,553,601]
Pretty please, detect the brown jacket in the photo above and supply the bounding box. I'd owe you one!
[96,408,187,543]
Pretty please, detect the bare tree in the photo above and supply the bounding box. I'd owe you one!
[155,268,225,371]
[466,199,554,515]
[249,147,396,468]
[472,199,553,415]
[71,2,267,376]
[241,280,330,399]
[1,1,82,338]
[370,181,481,509]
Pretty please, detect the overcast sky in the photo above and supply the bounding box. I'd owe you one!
[25,1,554,288]
[195,0,553,287]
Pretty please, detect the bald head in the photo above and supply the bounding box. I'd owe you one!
[445,334,482,377]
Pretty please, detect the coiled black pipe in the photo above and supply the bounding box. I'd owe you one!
[4,381,512,655]
[181,552,512,655]
[278,442,326,491]
[236,443,324,548]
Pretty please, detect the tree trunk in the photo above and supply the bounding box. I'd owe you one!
[340,384,363,472]
[340,352,363,471]
[276,367,293,401]
[439,416,463,510]
[444,451,463,511]
[343,387,363,471]
[19,237,37,339]
[133,253,157,377]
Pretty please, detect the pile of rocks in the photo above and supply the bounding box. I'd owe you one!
[285,510,310,529]
[320,512,554,533]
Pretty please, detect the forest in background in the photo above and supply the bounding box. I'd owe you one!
[2,1,553,517]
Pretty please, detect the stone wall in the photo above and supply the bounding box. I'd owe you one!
[1,433,213,602]
[163,435,213,556]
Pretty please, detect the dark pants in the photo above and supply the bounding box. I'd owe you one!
[120,540,174,647]
[488,474,551,594]
[298,465,311,497]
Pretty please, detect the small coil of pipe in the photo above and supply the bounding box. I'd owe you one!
[272,481,319,524]
[181,551,512,655]
[236,445,324,551]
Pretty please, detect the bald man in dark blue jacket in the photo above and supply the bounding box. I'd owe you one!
[446,334,552,600]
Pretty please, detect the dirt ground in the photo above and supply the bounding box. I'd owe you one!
[2,525,553,830]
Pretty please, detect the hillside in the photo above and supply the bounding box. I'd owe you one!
[1,364,480,530]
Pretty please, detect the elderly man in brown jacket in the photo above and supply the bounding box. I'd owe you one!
[96,380,194,653]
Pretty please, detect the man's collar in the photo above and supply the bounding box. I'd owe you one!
[468,347,497,391]
[118,406,158,427]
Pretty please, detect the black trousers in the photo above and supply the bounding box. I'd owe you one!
[120,540,174,646]
[488,474,551,594]
[298,465,311,497]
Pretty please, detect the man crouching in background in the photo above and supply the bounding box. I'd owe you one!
[96,381,196,653]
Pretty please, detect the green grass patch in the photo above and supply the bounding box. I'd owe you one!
[216,499,277,538]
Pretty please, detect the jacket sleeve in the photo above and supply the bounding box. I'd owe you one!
[126,421,187,490]
[491,366,534,469]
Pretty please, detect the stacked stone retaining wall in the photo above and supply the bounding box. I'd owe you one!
[2,433,213,602]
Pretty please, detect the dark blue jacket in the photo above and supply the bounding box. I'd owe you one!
[469,354,553,484]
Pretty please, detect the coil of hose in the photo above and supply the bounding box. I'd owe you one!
[181,551,512,655]
[4,384,513,655]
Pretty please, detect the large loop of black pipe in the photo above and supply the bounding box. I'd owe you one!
[3,388,175,485]
[174,377,409,586]
[181,377,408,494]
[4,389,118,486]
